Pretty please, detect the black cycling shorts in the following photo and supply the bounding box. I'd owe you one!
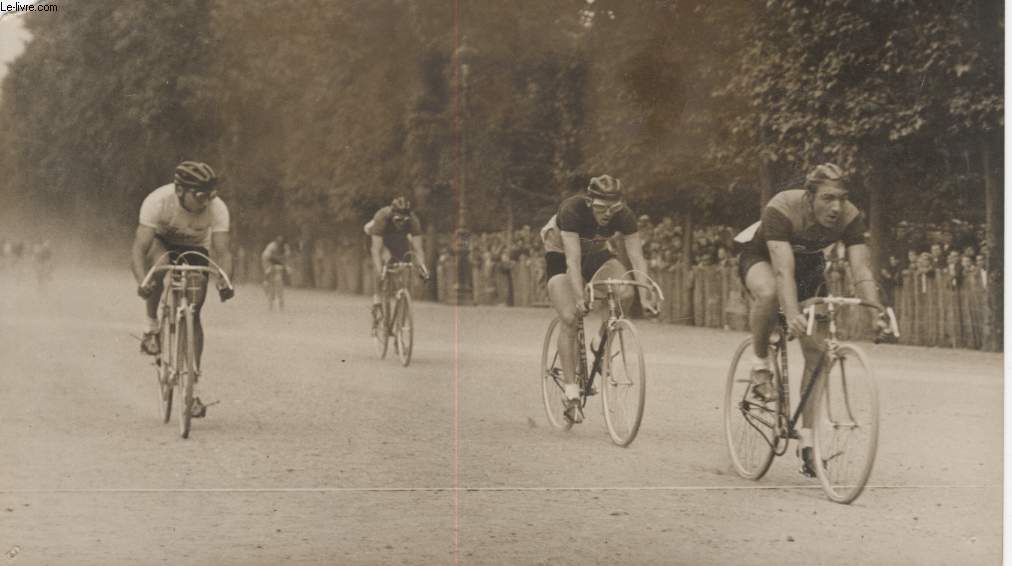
[545,249,615,283]
[737,247,827,301]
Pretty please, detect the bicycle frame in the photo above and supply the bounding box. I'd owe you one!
[378,261,416,333]
[762,297,897,455]
[573,274,664,405]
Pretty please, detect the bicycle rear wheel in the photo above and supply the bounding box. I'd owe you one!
[157,313,173,424]
[814,344,879,504]
[540,317,572,431]
[394,293,414,366]
[723,337,779,480]
[373,299,389,359]
[177,309,197,439]
[601,319,646,446]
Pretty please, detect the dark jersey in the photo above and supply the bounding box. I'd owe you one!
[739,190,866,258]
[367,206,422,261]
[541,195,638,256]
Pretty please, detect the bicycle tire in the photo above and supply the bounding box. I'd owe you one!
[540,317,573,432]
[157,311,173,424]
[601,318,646,446]
[274,269,285,311]
[813,344,879,504]
[374,299,389,359]
[723,337,779,480]
[395,293,414,366]
[177,308,197,439]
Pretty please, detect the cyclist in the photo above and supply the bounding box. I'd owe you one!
[261,235,290,282]
[540,174,658,423]
[734,162,886,476]
[131,161,235,418]
[364,196,429,324]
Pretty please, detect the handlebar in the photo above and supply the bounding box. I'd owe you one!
[800,297,899,338]
[140,251,233,290]
[381,261,429,280]
[584,270,664,308]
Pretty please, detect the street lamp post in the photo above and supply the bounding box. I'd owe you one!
[453,38,477,304]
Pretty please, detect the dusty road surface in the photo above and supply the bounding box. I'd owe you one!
[0,265,1002,565]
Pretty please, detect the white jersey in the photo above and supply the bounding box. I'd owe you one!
[138,184,229,247]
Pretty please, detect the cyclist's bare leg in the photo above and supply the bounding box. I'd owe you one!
[744,261,779,358]
[191,276,209,369]
[547,272,580,386]
[143,239,171,323]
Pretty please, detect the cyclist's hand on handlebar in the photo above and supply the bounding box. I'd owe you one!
[787,312,809,338]
[419,265,430,281]
[137,284,155,300]
[218,285,235,302]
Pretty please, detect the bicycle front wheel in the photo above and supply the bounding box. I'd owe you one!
[723,337,779,480]
[177,310,197,439]
[814,344,879,504]
[601,319,646,446]
[540,318,572,432]
[373,300,389,359]
[394,293,414,366]
[157,313,173,424]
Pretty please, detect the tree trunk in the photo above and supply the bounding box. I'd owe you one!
[981,137,1002,350]
[866,169,883,274]
[758,130,774,208]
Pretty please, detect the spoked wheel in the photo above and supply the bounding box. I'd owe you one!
[723,337,780,480]
[373,300,389,359]
[394,293,414,366]
[814,344,879,504]
[540,317,573,432]
[601,319,646,446]
[274,270,285,311]
[177,311,197,439]
[157,315,173,424]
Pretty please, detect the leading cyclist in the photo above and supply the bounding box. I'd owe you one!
[131,161,235,418]
[735,163,886,476]
[540,174,658,423]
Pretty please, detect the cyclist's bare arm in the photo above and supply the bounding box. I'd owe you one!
[370,235,385,275]
[409,234,426,270]
[560,231,584,305]
[845,243,882,307]
[211,232,233,282]
[620,232,654,308]
[767,240,804,333]
[131,225,157,286]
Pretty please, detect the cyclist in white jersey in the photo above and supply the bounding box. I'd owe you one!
[131,161,234,418]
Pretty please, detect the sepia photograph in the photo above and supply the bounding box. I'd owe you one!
[0,0,1003,564]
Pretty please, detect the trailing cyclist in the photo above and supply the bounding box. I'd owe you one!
[734,162,887,476]
[131,161,235,418]
[364,196,429,326]
[261,235,290,308]
[540,174,658,423]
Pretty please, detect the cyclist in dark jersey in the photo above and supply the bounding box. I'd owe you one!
[365,196,429,314]
[735,163,886,476]
[540,174,658,423]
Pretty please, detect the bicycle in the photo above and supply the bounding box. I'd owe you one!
[540,272,663,446]
[141,251,234,439]
[263,263,287,311]
[723,296,898,503]
[372,256,428,367]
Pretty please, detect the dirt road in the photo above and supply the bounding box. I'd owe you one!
[0,266,1001,565]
